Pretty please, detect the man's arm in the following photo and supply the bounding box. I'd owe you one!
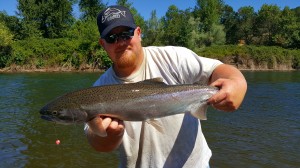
[208,64,247,112]
[86,116,125,152]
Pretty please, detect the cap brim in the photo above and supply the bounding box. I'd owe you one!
[101,23,136,38]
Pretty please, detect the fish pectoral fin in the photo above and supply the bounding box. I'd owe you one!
[190,103,209,120]
[146,119,164,133]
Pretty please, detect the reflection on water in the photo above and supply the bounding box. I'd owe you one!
[0,71,299,167]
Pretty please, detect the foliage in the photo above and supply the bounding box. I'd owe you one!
[0,1,300,70]
[161,6,194,47]
[8,37,111,69]
[194,0,224,31]
[278,7,300,48]
[142,10,164,46]
[79,0,106,20]
[220,5,238,44]
[0,21,14,67]
[0,21,13,46]
[192,0,226,47]
[0,12,22,40]
[236,6,256,44]
[65,17,112,68]
[256,4,282,45]
[17,0,75,39]
[198,45,300,69]
[219,4,300,48]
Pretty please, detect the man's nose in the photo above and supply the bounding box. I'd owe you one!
[116,37,128,46]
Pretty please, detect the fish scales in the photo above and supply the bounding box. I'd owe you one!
[40,78,218,124]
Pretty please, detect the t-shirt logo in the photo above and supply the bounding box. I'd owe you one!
[102,8,126,23]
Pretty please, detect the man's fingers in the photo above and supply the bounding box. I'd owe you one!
[208,90,227,104]
[107,119,125,136]
[101,117,112,130]
[87,116,112,137]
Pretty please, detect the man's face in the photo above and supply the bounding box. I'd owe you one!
[99,26,143,69]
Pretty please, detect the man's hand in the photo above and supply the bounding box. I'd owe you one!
[86,115,125,152]
[87,116,125,137]
[208,64,247,112]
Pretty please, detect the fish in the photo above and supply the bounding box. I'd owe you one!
[40,78,218,125]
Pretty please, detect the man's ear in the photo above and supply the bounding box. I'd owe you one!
[99,38,105,47]
[136,27,142,37]
[136,27,142,41]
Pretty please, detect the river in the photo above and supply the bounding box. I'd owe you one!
[0,71,299,168]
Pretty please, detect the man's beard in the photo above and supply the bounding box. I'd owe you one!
[114,50,137,69]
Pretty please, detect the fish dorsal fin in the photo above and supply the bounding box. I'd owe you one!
[139,77,165,85]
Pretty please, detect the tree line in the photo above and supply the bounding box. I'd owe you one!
[0,0,300,70]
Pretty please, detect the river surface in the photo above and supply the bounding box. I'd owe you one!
[0,71,299,168]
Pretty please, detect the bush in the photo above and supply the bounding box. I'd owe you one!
[10,38,82,68]
[6,35,112,70]
[197,45,300,69]
[0,21,14,67]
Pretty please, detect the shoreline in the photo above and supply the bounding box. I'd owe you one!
[0,66,298,73]
[0,66,106,73]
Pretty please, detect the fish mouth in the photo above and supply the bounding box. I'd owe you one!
[41,115,55,121]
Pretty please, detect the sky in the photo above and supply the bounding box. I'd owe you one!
[0,0,299,20]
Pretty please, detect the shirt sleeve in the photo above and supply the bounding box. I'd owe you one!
[171,46,223,84]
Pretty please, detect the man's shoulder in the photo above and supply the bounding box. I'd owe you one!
[143,46,196,63]
[144,46,191,53]
[93,68,118,86]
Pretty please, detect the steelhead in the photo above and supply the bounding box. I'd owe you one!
[40,78,218,124]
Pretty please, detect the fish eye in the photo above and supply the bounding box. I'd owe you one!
[52,111,58,115]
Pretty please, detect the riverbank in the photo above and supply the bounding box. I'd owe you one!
[0,64,105,73]
[2,44,299,73]
[0,62,297,73]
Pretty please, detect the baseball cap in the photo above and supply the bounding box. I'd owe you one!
[97,5,137,38]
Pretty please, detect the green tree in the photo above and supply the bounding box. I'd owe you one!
[66,18,100,63]
[16,0,42,39]
[143,10,164,46]
[0,12,22,40]
[194,0,224,31]
[293,7,300,22]
[278,7,300,48]
[236,6,256,44]
[162,5,192,47]
[78,0,106,20]
[0,21,13,67]
[220,5,238,44]
[17,0,75,38]
[256,4,281,45]
[0,22,13,46]
[193,0,225,46]
[187,16,202,50]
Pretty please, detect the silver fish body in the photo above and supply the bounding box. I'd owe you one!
[40,79,218,124]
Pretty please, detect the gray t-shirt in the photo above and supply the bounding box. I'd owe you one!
[86,46,222,168]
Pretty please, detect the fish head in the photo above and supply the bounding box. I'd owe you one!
[40,102,88,125]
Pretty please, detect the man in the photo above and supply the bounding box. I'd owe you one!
[85,5,247,168]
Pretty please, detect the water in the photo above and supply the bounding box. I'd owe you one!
[0,71,299,168]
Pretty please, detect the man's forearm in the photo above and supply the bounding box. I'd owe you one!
[86,127,123,152]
